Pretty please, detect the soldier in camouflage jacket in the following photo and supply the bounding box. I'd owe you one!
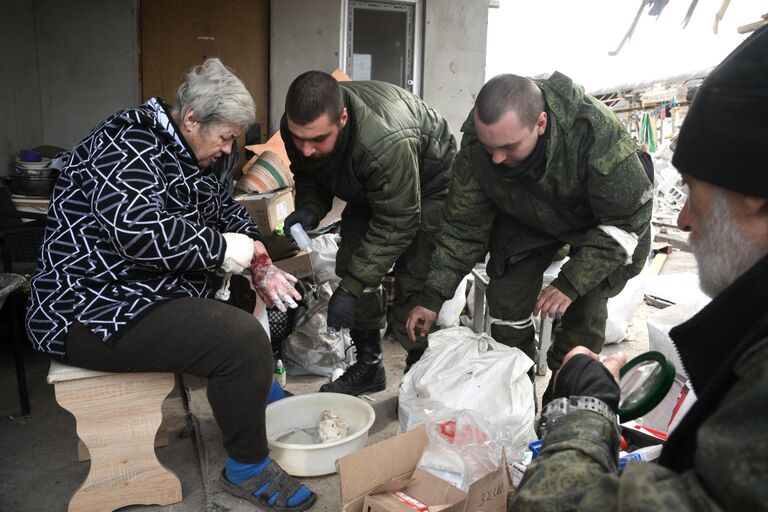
[408,71,652,379]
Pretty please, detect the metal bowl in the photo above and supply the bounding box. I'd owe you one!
[13,166,59,178]
[5,174,58,197]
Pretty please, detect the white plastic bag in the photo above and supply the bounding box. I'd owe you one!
[646,297,710,379]
[437,274,470,328]
[398,327,536,463]
[417,409,503,491]
[604,264,648,345]
[309,234,341,285]
[282,282,355,377]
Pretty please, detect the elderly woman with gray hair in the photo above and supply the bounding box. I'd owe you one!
[26,58,316,511]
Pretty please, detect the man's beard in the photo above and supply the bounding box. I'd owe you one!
[690,189,766,297]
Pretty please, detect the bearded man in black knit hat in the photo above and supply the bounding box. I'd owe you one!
[510,26,768,511]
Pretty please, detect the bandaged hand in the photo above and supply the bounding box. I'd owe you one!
[221,233,255,274]
[249,244,301,312]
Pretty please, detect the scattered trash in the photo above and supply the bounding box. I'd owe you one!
[652,141,687,226]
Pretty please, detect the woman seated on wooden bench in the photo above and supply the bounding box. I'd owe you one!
[25,58,316,512]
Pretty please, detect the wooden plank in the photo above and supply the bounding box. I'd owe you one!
[648,252,669,276]
[737,14,768,34]
[77,424,169,462]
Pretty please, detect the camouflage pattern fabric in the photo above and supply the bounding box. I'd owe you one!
[485,251,622,370]
[511,334,768,511]
[416,72,652,325]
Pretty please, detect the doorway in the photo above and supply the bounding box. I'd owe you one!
[344,0,423,95]
[140,0,269,166]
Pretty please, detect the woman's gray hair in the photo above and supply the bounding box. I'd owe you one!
[173,58,255,129]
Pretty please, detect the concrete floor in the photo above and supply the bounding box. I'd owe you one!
[0,250,697,511]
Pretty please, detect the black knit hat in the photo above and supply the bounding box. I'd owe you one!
[672,25,768,197]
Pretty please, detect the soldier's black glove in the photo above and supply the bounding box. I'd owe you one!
[554,354,621,412]
[284,208,319,235]
[327,286,357,330]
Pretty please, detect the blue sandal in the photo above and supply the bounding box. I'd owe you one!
[219,459,316,511]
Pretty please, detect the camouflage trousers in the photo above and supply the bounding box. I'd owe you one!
[486,247,628,372]
[335,197,444,351]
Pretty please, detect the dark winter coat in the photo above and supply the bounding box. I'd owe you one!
[26,98,259,355]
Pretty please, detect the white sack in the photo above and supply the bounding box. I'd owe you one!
[398,327,536,463]
[646,297,710,379]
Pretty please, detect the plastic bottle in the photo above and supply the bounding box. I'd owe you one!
[289,223,313,253]
[274,359,287,388]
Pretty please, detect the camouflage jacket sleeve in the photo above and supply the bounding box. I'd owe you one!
[554,152,653,299]
[416,147,495,312]
[512,412,718,511]
[512,343,768,512]
[292,167,334,223]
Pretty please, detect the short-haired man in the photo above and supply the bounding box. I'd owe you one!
[282,71,456,395]
[511,26,768,510]
[407,71,652,399]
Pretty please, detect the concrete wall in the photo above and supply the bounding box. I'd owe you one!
[1,2,43,176]
[1,0,138,176]
[269,0,342,134]
[423,0,489,139]
[35,0,139,149]
[269,0,488,139]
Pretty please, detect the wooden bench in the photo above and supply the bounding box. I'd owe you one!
[47,361,182,512]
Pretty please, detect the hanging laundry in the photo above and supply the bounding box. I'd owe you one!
[640,112,657,153]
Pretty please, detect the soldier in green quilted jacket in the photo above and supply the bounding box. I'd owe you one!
[407,71,652,402]
[281,71,456,396]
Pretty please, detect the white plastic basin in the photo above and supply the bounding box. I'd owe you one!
[265,392,376,476]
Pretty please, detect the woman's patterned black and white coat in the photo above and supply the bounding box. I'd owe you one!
[26,98,260,356]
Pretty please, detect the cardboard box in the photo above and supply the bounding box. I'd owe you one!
[274,251,313,280]
[236,188,294,233]
[338,427,509,512]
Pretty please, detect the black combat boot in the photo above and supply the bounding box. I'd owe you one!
[319,328,386,395]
